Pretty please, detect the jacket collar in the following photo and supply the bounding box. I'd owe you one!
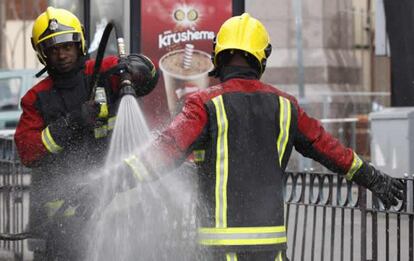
[219,65,260,82]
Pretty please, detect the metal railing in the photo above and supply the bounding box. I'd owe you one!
[285,172,414,261]
[1,134,413,260]
[0,135,31,261]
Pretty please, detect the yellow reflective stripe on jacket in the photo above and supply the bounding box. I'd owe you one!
[94,125,108,138]
[41,127,62,153]
[226,253,237,261]
[124,155,152,182]
[98,103,109,118]
[277,97,291,165]
[44,199,64,217]
[193,150,205,162]
[275,251,283,261]
[345,152,363,181]
[212,95,229,228]
[94,116,116,138]
[108,116,116,130]
[198,226,287,246]
[44,200,75,218]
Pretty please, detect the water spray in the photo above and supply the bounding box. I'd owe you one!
[86,43,199,261]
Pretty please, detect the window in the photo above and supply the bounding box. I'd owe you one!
[0,77,21,111]
[89,0,127,56]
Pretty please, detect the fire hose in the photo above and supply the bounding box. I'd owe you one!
[89,20,136,101]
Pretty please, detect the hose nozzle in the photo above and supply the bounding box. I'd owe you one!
[119,82,136,97]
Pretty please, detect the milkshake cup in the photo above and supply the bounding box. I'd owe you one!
[159,47,214,116]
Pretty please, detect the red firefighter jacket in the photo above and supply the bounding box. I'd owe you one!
[14,56,121,240]
[14,56,119,167]
[128,77,362,252]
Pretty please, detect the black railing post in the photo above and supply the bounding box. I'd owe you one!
[330,175,336,261]
[300,173,308,261]
[360,186,367,261]
[372,205,378,261]
[410,177,414,261]
[290,173,299,261]
[310,173,319,261]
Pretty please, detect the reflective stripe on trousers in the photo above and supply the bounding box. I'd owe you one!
[198,226,287,246]
[220,251,285,261]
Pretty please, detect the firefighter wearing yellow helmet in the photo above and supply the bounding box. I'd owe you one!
[210,12,272,78]
[15,6,158,261]
[31,6,86,65]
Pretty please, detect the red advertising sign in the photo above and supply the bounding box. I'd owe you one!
[140,0,233,129]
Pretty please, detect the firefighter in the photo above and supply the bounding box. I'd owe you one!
[99,13,403,260]
[14,7,158,261]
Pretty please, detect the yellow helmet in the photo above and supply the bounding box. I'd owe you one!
[213,13,272,75]
[31,7,86,64]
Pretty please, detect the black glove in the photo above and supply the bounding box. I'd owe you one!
[70,180,104,221]
[68,101,100,128]
[352,161,404,209]
[70,163,138,220]
[119,54,159,96]
[46,101,100,149]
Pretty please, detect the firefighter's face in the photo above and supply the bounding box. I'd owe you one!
[45,42,79,73]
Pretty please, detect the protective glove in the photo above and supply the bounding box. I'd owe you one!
[44,101,100,151]
[70,163,138,221]
[352,161,404,209]
[68,101,100,128]
[70,180,104,221]
[118,54,159,96]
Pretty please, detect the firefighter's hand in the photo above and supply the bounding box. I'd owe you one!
[72,178,116,220]
[353,162,404,209]
[67,101,100,128]
[119,54,158,96]
[46,101,99,149]
[71,181,101,220]
[72,164,138,220]
[103,162,138,193]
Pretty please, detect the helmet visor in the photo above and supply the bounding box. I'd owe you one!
[38,32,81,52]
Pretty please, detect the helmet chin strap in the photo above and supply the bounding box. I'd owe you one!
[35,67,48,78]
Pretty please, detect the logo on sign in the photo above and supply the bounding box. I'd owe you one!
[158,4,215,49]
[172,6,199,27]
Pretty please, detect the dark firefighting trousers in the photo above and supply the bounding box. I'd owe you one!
[198,250,288,261]
[28,180,89,261]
